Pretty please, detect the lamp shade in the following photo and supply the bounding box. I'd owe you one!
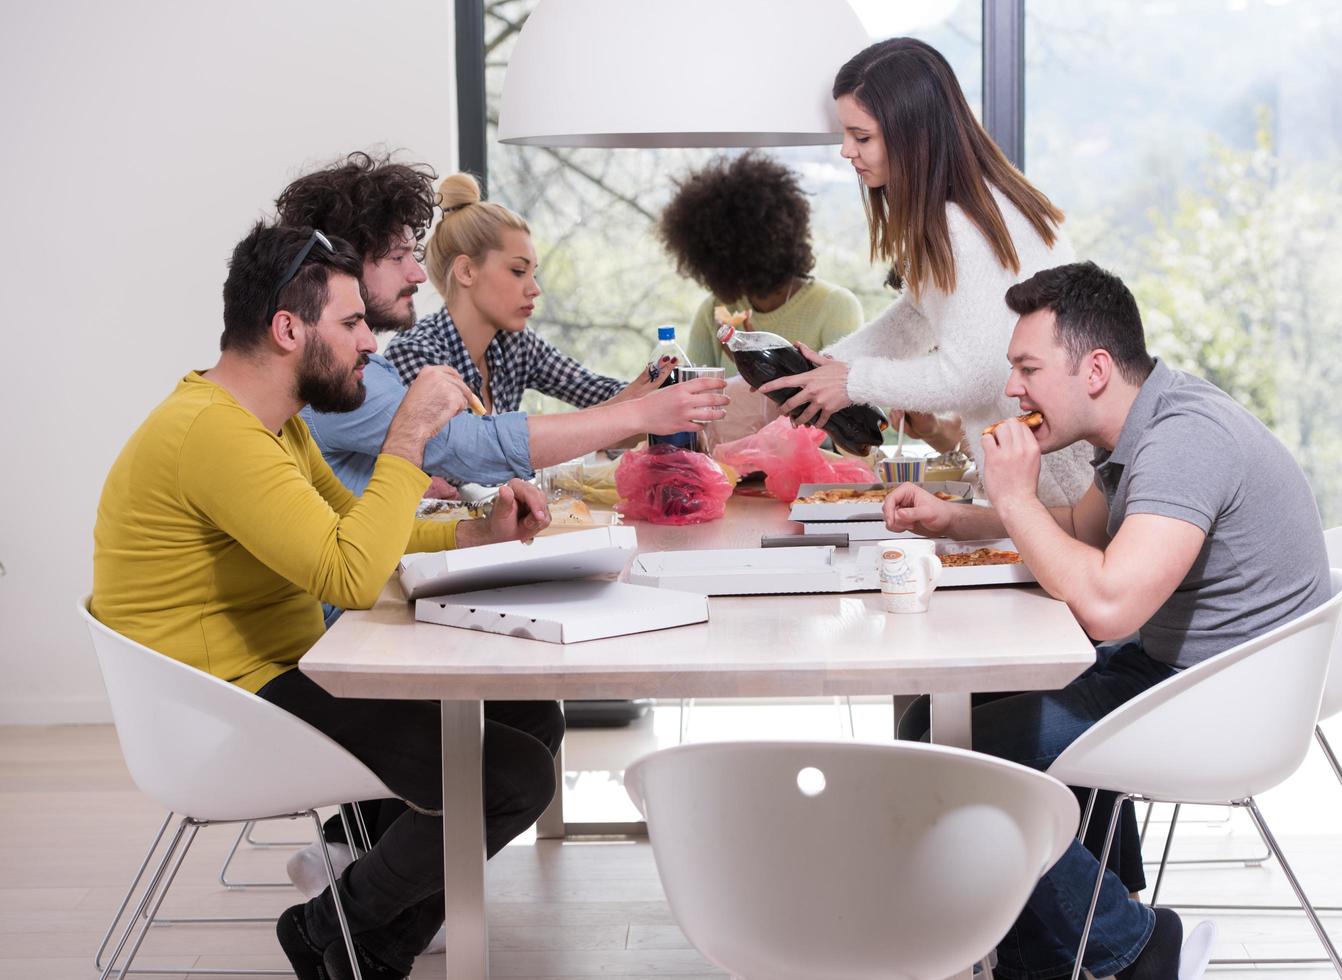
[497,0,871,148]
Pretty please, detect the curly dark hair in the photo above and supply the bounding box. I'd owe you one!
[658,152,815,303]
[274,151,437,260]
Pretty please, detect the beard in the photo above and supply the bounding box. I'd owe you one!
[296,332,367,414]
[365,286,417,334]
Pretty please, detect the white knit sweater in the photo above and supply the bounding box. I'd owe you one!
[825,188,1094,507]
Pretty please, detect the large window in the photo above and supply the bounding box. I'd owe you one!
[481,0,982,416]
[1026,0,1342,523]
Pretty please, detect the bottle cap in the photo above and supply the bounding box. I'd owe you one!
[715,322,734,344]
[657,325,676,341]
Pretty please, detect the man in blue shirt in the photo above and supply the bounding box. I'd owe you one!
[277,152,727,494]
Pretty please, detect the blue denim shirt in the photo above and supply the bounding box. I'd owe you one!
[299,353,533,495]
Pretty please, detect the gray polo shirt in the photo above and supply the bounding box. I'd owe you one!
[1092,359,1330,669]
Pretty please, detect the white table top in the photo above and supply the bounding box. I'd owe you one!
[301,496,1094,702]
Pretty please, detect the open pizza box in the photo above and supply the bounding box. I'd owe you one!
[628,537,1034,595]
[928,538,1037,588]
[789,481,974,523]
[398,525,638,600]
[629,545,879,596]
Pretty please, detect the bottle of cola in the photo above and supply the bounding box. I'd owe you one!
[717,322,888,455]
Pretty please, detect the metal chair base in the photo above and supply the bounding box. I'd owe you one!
[1071,792,1342,980]
[96,810,364,980]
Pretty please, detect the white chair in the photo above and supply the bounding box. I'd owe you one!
[81,598,392,980]
[1052,568,1342,980]
[625,739,1078,980]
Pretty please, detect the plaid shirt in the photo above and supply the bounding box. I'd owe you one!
[383,308,625,413]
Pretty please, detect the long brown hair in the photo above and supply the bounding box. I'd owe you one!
[833,38,1064,298]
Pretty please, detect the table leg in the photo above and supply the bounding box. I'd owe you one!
[929,692,972,749]
[441,699,488,977]
[535,738,565,840]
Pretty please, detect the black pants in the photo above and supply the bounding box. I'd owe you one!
[258,668,563,973]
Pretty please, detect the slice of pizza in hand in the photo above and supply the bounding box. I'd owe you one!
[982,411,1044,437]
[714,305,750,329]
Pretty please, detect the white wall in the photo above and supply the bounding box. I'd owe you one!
[0,0,458,723]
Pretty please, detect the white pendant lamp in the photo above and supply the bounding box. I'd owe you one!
[497,0,871,148]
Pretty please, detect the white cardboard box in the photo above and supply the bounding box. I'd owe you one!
[801,521,919,542]
[399,525,638,600]
[629,546,878,595]
[414,580,708,643]
[788,481,974,522]
[932,538,1037,588]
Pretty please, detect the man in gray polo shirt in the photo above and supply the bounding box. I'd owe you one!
[883,261,1330,980]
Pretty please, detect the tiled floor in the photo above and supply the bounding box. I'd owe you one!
[2,705,1340,978]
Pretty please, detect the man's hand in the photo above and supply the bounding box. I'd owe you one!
[381,366,477,467]
[980,417,1042,512]
[756,343,851,428]
[423,476,460,500]
[636,376,730,435]
[456,479,552,547]
[882,482,957,537]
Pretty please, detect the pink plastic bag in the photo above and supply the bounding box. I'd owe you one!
[713,416,875,502]
[615,444,734,525]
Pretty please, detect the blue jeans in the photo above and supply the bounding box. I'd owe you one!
[904,641,1177,980]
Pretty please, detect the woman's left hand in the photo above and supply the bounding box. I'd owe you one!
[609,355,677,404]
[756,343,852,429]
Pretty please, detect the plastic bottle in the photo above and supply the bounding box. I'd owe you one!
[647,325,698,451]
[717,321,888,455]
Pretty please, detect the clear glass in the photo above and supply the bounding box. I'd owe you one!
[1026,0,1342,524]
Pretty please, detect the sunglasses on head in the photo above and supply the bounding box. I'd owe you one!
[265,229,335,323]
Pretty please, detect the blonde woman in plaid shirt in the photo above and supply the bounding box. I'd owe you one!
[385,173,664,414]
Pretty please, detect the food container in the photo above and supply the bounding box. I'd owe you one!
[789,481,974,523]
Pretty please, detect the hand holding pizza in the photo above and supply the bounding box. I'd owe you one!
[981,416,1042,508]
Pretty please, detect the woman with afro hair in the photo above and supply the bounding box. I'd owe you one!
[658,152,863,376]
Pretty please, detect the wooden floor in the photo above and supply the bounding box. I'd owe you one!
[2,713,1341,978]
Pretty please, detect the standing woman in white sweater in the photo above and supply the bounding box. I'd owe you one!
[761,38,1093,506]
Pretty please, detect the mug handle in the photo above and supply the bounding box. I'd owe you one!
[920,554,943,593]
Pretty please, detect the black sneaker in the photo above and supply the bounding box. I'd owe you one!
[276,904,328,980]
[323,938,407,980]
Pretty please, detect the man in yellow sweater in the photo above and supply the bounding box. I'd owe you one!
[93,223,562,980]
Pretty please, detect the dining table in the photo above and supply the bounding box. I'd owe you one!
[300,493,1095,978]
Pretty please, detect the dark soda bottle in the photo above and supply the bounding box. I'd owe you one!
[717,322,888,455]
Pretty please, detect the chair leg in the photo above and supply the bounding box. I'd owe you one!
[1319,726,1342,786]
[1071,793,1126,980]
[1244,797,1342,975]
[1147,802,1180,907]
[678,697,694,744]
[1138,799,1154,850]
[310,809,363,980]
[244,817,311,848]
[217,817,296,889]
[351,801,373,853]
[1077,787,1097,842]
[99,817,195,980]
[95,811,174,974]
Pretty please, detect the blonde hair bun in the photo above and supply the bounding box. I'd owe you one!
[425,173,531,301]
[437,172,482,213]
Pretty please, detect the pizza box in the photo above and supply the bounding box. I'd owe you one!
[628,545,879,596]
[788,481,974,522]
[931,538,1037,588]
[398,525,638,600]
[414,579,708,643]
[802,521,919,542]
